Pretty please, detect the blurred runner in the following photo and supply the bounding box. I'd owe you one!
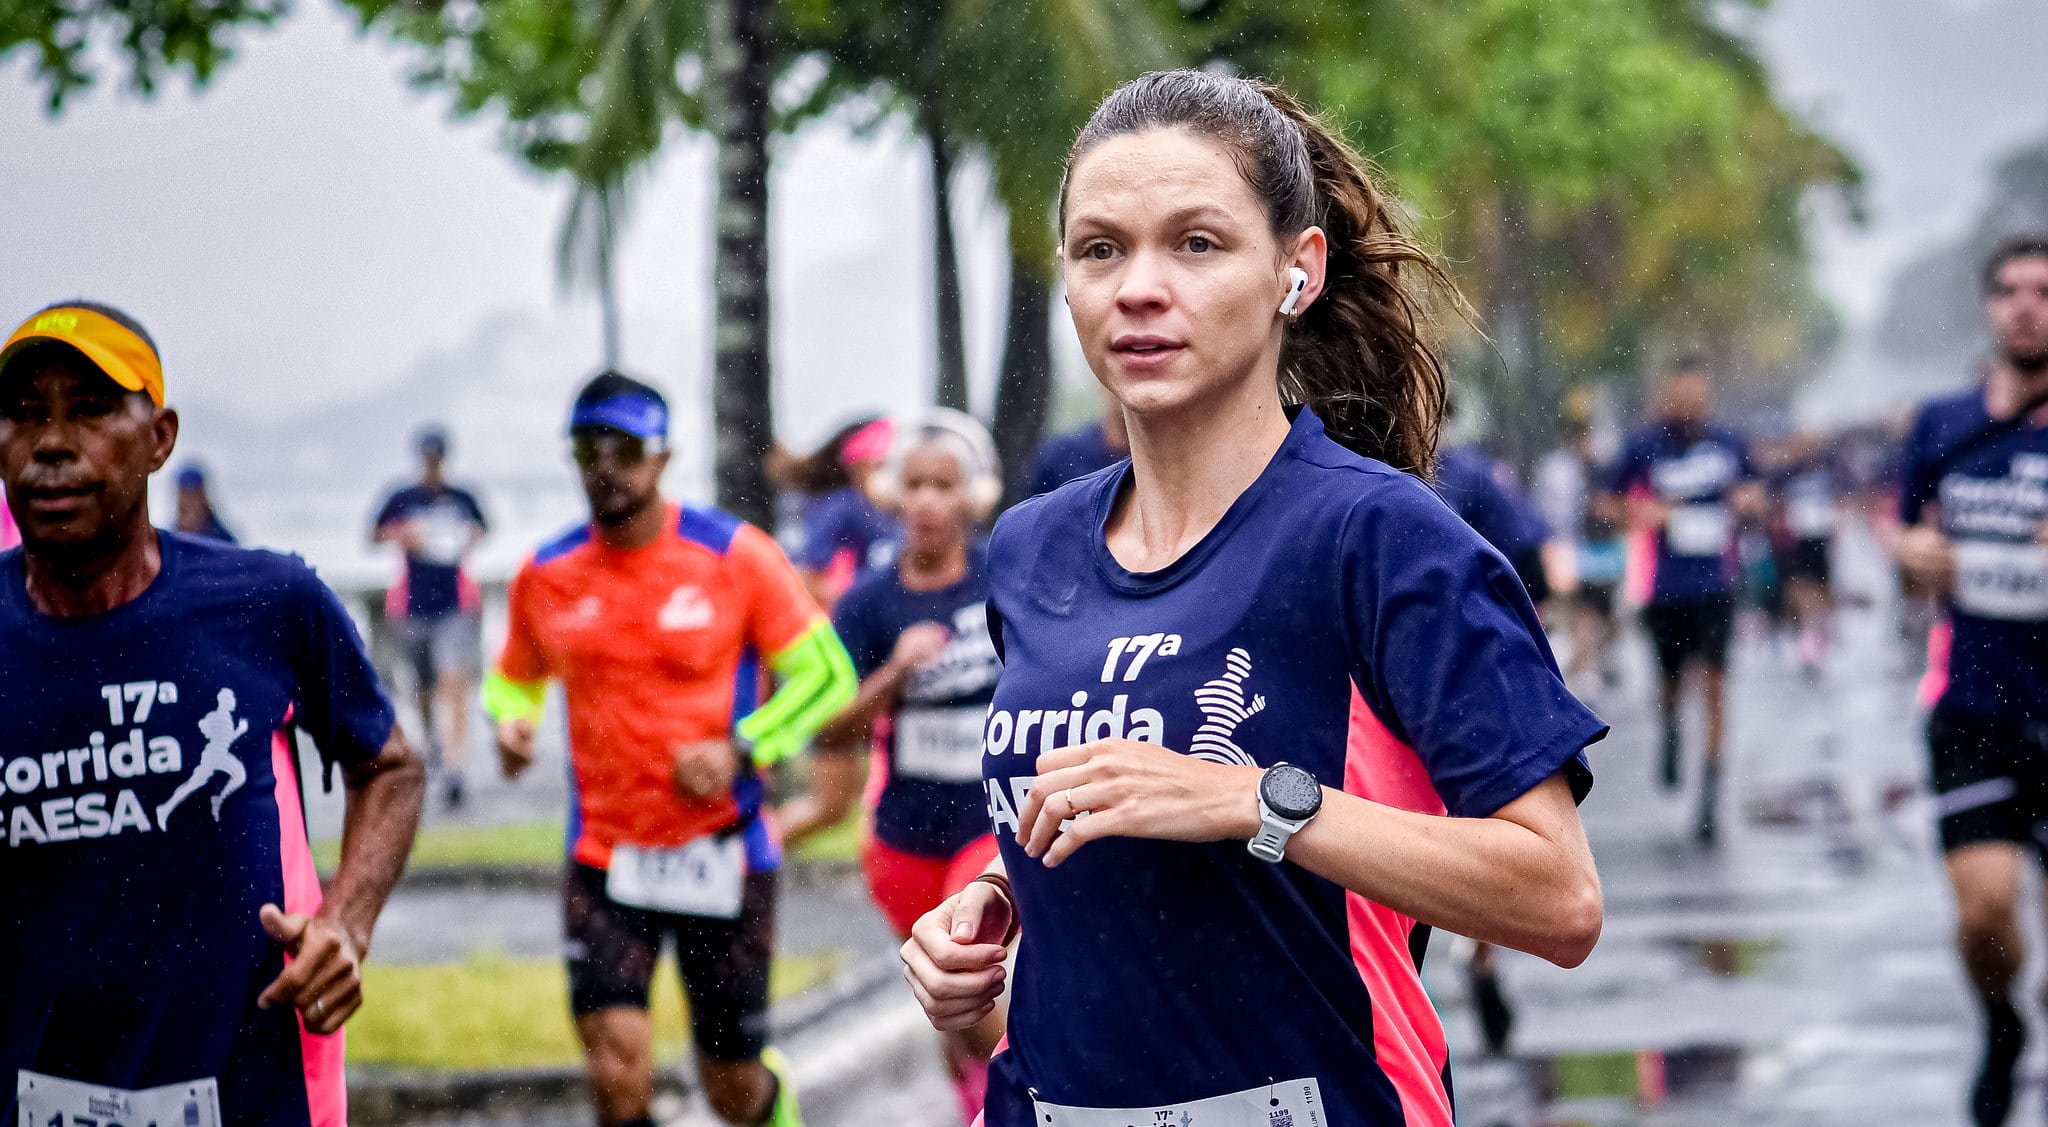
[0,301,423,1127]
[1768,433,1842,679]
[1025,388,1129,497]
[1893,236,2048,1127]
[371,426,487,810]
[484,371,855,1127]
[1538,417,1625,689]
[773,416,899,607]
[1608,359,1764,845]
[782,408,1005,1121]
[1433,431,1559,1057]
[174,462,237,544]
[902,70,1604,1127]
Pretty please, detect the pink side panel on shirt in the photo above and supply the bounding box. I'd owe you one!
[0,499,18,549]
[1342,688,1454,1127]
[1624,484,1659,608]
[271,729,348,1127]
[1920,618,1953,709]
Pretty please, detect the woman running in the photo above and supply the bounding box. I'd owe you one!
[781,409,1007,1121]
[771,415,900,606]
[900,70,1606,1126]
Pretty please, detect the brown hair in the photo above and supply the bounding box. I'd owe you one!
[1984,234,2048,293]
[1060,69,1460,476]
[767,415,884,495]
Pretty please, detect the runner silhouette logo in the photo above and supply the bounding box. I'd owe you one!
[1188,648,1265,768]
[155,688,248,830]
[658,585,714,632]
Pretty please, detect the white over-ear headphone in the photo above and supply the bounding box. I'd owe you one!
[867,407,1004,518]
[1279,266,1311,316]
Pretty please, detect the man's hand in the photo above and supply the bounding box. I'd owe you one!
[257,905,363,1037]
[1896,524,1957,591]
[672,739,740,801]
[496,717,536,779]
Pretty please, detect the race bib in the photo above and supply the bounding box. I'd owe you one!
[607,835,746,919]
[17,1070,221,1127]
[1787,496,1837,539]
[896,707,988,783]
[1035,1077,1326,1127]
[1666,503,1733,558]
[1954,540,2048,622]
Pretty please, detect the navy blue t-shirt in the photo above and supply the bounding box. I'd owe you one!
[1771,449,1841,545]
[0,532,394,1127]
[980,409,1603,1125]
[373,483,486,619]
[830,546,1001,857]
[1027,421,1127,497]
[789,487,899,580]
[1609,422,1757,603]
[1900,388,2048,720]
[1434,442,1548,555]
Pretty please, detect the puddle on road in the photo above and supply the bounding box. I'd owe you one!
[1670,936,1780,977]
[1525,1044,1746,1106]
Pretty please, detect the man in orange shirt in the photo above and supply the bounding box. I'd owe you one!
[484,372,854,1127]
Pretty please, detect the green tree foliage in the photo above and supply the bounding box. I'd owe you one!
[1,0,286,110]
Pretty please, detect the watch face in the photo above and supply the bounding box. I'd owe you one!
[1261,764,1322,821]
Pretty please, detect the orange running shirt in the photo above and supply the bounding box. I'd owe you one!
[497,504,822,869]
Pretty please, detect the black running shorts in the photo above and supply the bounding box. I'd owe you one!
[1776,538,1831,585]
[1640,595,1736,675]
[563,861,776,1060]
[1929,705,2048,858]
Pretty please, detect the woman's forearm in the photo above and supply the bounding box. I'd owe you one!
[1283,773,1601,967]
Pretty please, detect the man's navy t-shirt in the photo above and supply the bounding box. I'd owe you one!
[1609,422,1756,603]
[0,533,394,1127]
[1900,388,2048,720]
[1434,442,1547,555]
[373,483,486,619]
[1027,421,1126,497]
[830,546,1001,857]
[980,409,1603,1125]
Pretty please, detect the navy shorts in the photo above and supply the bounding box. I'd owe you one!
[1929,706,2048,858]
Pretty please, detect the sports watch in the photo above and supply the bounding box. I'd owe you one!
[1248,762,1323,863]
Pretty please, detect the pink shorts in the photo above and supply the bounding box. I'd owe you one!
[861,833,1001,939]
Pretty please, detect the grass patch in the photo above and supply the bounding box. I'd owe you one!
[347,949,845,1070]
[318,807,867,875]
[315,819,565,873]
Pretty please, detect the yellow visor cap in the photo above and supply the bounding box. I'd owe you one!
[0,306,165,406]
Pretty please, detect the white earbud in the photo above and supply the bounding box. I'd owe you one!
[1279,266,1310,316]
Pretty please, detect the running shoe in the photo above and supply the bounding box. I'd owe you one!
[1973,1000,2024,1127]
[1696,760,1721,848]
[761,1046,805,1127]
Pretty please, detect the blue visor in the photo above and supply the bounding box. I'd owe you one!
[569,394,669,441]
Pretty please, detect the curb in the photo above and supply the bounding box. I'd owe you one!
[347,953,907,1125]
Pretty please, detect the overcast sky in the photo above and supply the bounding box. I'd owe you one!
[5,0,2046,446]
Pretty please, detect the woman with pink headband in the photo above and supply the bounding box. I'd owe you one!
[774,416,902,607]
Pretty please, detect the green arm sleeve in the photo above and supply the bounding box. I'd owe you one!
[481,670,548,725]
[736,618,857,766]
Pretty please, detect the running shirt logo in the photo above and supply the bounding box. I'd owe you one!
[658,585,715,632]
[156,689,248,829]
[1188,648,1265,767]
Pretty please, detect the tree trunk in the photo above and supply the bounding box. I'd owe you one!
[704,0,777,529]
[925,107,969,413]
[992,255,1053,507]
[596,208,622,369]
[1490,187,1551,473]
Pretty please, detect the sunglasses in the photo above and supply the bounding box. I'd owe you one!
[570,429,662,468]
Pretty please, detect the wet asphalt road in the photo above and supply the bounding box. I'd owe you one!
[372,524,2012,1126]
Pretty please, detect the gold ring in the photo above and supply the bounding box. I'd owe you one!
[1066,788,1083,815]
